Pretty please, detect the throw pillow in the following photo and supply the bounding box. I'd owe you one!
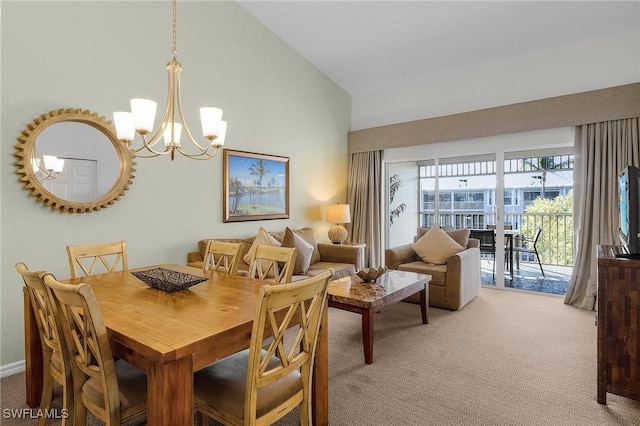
[411,223,464,265]
[243,227,281,265]
[445,228,470,248]
[291,227,321,265]
[416,227,470,248]
[281,228,314,274]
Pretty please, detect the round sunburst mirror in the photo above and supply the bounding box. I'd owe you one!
[14,108,136,213]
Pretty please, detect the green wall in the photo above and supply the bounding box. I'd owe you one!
[0,1,350,367]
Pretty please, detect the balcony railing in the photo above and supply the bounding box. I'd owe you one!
[421,212,573,266]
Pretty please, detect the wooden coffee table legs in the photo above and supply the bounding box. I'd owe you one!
[362,308,375,364]
[330,286,429,364]
[420,287,429,324]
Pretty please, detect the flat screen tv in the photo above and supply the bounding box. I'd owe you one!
[618,165,640,258]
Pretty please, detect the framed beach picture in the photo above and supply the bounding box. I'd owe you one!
[223,149,290,222]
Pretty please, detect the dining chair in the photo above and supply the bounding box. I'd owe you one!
[248,245,297,284]
[16,263,73,426]
[203,240,243,275]
[193,268,332,426]
[513,227,545,277]
[487,224,513,272]
[472,229,497,281]
[42,273,147,426]
[66,240,128,278]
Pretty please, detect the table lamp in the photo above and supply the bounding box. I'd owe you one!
[326,204,351,244]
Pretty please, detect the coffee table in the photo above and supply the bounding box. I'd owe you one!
[328,270,431,364]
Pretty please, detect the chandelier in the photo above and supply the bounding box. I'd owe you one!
[31,154,64,180]
[113,0,227,161]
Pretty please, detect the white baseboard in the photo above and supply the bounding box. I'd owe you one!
[0,360,26,378]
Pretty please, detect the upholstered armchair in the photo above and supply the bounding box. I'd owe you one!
[385,226,481,311]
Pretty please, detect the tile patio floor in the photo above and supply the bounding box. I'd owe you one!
[480,259,572,295]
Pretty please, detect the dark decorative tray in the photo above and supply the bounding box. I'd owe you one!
[132,267,207,293]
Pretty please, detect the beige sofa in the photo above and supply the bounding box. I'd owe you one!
[385,227,481,311]
[187,227,362,282]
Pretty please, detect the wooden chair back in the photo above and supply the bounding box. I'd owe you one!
[249,245,297,284]
[16,263,72,425]
[245,269,331,424]
[66,240,128,278]
[43,273,128,425]
[203,240,243,275]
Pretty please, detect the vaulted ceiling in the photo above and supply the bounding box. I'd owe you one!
[237,1,640,96]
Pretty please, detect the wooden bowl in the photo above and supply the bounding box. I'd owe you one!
[356,266,387,283]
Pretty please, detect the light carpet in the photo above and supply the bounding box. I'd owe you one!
[2,288,639,425]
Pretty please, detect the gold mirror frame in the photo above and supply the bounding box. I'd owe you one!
[14,108,136,213]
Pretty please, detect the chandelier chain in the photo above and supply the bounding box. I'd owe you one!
[172,0,177,58]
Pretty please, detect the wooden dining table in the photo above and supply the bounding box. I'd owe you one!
[23,264,329,425]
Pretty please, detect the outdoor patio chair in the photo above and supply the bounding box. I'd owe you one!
[513,228,544,277]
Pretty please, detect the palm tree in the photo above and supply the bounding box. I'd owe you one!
[389,174,407,225]
[249,160,271,207]
[523,156,573,198]
[228,177,245,213]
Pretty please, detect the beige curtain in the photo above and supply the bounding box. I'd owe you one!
[564,117,639,310]
[347,150,383,268]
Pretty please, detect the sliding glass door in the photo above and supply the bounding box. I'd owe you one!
[386,132,575,294]
[417,154,510,287]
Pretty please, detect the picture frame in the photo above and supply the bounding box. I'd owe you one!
[223,149,290,222]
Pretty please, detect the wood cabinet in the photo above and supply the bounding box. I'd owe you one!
[597,245,640,404]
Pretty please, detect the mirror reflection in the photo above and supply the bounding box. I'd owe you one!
[14,108,135,213]
[33,122,120,202]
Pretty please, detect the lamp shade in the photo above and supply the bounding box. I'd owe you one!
[163,122,182,146]
[130,98,157,134]
[326,204,351,224]
[113,112,136,142]
[200,107,223,139]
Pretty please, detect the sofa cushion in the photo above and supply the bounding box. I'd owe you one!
[411,223,464,265]
[417,227,471,248]
[243,227,282,271]
[292,227,321,265]
[397,262,447,286]
[280,227,314,274]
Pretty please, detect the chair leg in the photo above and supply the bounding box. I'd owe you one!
[37,372,54,426]
[492,255,496,282]
[535,250,545,277]
[60,379,73,426]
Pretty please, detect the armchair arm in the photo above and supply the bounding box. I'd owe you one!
[445,246,481,308]
[187,251,203,264]
[385,244,417,270]
[317,243,362,269]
